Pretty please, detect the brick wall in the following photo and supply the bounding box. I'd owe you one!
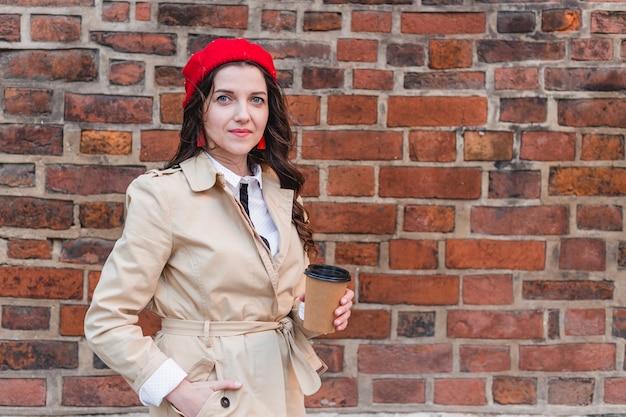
[1,0,626,415]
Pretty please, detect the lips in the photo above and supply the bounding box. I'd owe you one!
[229,129,252,137]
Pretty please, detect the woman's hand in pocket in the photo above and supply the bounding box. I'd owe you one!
[166,378,242,417]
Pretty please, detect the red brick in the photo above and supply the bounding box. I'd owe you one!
[605,378,626,404]
[495,67,539,90]
[88,271,100,300]
[80,202,125,229]
[560,238,606,271]
[0,378,46,406]
[523,280,614,301]
[60,238,115,265]
[548,378,594,405]
[591,11,626,34]
[299,165,319,197]
[565,309,605,336]
[157,4,247,29]
[0,124,63,155]
[318,309,390,340]
[434,378,486,405]
[304,378,357,408]
[327,166,374,197]
[91,32,176,55]
[471,206,569,235]
[448,310,543,339]
[103,1,129,22]
[489,170,541,199]
[0,340,78,370]
[0,49,97,81]
[388,96,487,127]
[402,12,485,34]
[65,94,152,124]
[577,205,622,231]
[312,345,343,373]
[0,197,73,230]
[429,39,473,69]
[136,2,151,21]
[521,131,575,161]
[478,40,565,63]
[327,95,377,125]
[302,67,344,89]
[60,305,88,336]
[408,130,456,162]
[373,379,425,403]
[463,274,513,305]
[500,97,547,123]
[352,11,392,32]
[493,376,537,405]
[335,242,378,266]
[1,305,50,330]
[581,133,624,160]
[337,39,378,62]
[31,15,80,42]
[138,309,162,337]
[0,163,35,187]
[404,205,455,233]
[464,130,513,161]
[542,9,581,32]
[389,239,438,270]
[302,131,402,161]
[380,167,481,199]
[109,60,145,85]
[558,98,626,128]
[262,10,296,32]
[520,343,615,371]
[286,95,320,126]
[549,167,626,196]
[80,130,132,155]
[0,14,20,42]
[353,69,394,90]
[360,274,459,305]
[307,203,396,234]
[359,344,452,374]
[4,87,53,115]
[62,376,141,407]
[572,38,614,61]
[446,239,546,270]
[140,129,179,162]
[0,266,82,299]
[160,92,183,124]
[460,345,511,372]
[46,165,144,195]
[303,12,341,31]
[7,239,52,259]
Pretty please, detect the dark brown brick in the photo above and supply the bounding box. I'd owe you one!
[304,378,357,408]
[158,4,248,29]
[1,305,50,330]
[109,60,145,85]
[4,87,53,115]
[7,239,52,260]
[500,97,547,123]
[0,49,97,81]
[302,67,344,89]
[46,165,144,195]
[546,68,626,91]
[103,1,129,22]
[386,43,425,67]
[80,202,125,229]
[373,379,425,404]
[60,238,115,265]
[558,98,626,128]
[0,163,36,187]
[65,94,152,124]
[398,311,435,337]
[62,376,140,407]
[478,40,565,63]
[262,10,296,32]
[405,71,484,90]
[523,280,614,301]
[493,376,537,405]
[548,378,594,405]
[497,11,535,33]
[0,124,63,156]
[488,170,541,199]
[0,197,73,229]
[155,66,184,86]
[0,341,78,370]
[303,12,342,31]
[91,32,176,55]
[0,14,20,42]
[471,206,569,235]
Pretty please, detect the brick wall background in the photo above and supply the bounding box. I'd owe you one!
[2,0,626,415]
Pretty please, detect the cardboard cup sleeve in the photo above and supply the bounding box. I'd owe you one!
[303,264,351,334]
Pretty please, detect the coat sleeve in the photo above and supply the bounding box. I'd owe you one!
[84,173,174,392]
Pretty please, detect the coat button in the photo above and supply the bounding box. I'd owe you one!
[220,396,230,408]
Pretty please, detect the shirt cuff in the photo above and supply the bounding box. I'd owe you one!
[139,358,187,406]
[299,302,305,320]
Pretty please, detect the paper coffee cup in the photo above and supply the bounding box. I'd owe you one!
[303,264,351,334]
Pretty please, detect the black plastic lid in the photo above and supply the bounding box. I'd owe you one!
[304,264,351,282]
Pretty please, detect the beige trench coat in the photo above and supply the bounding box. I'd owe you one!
[84,154,325,417]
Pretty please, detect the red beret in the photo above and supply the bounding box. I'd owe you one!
[182,38,277,108]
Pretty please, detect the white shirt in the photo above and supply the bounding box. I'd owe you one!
[138,155,280,406]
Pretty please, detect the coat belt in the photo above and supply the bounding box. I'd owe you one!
[160,317,326,395]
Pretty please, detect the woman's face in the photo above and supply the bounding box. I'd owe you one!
[202,63,269,168]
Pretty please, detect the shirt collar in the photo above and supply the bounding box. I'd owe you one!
[205,153,263,190]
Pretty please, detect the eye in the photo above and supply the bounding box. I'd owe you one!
[251,96,265,105]
[216,95,230,103]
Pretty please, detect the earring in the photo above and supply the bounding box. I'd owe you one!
[257,136,266,150]
[197,129,207,147]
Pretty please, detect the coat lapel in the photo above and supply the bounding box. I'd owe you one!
[261,168,295,268]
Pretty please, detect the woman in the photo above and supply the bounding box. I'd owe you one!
[84,38,354,417]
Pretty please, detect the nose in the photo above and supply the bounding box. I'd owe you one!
[233,102,250,122]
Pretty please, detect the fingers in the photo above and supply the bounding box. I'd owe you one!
[209,380,243,391]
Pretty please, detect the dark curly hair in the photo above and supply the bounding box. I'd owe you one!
[166,61,316,258]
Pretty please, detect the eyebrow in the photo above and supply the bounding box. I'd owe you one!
[213,88,268,96]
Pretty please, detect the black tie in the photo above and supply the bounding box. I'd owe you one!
[239,183,270,250]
